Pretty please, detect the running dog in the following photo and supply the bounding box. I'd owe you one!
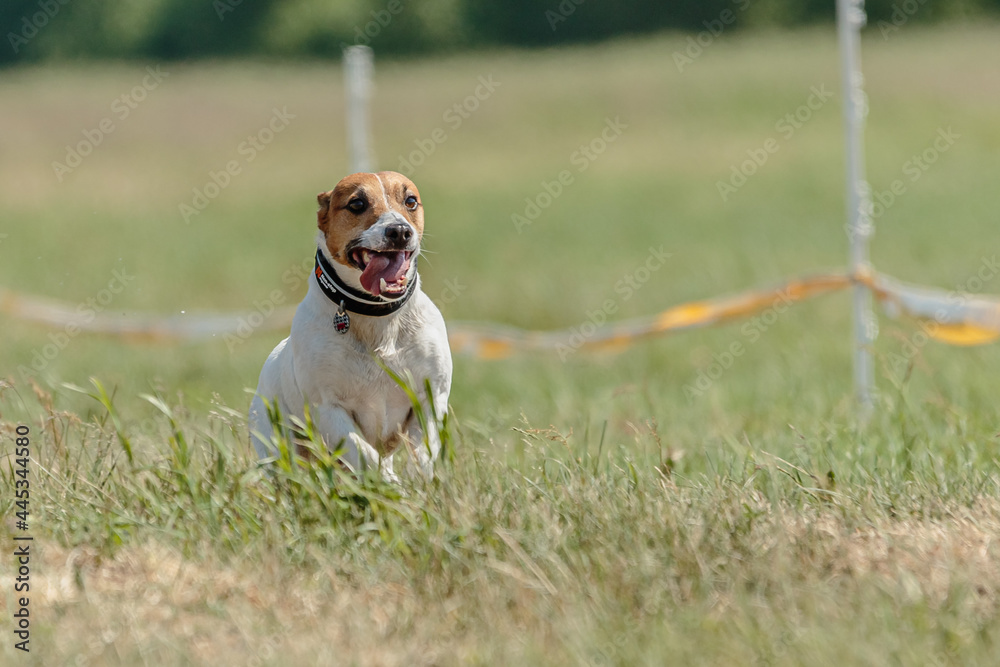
[249,171,452,481]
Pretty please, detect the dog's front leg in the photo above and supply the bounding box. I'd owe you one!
[404,420,438,480]
[402,392,448,480]
[312,405,399,483]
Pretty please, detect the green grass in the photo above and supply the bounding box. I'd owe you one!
[2,24,1000,666]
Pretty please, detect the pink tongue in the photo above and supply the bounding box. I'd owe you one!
[360,252,409,296]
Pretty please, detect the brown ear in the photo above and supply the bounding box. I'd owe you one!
[317,191,332,231]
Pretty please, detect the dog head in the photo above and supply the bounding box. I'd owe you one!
[316,171,424,298]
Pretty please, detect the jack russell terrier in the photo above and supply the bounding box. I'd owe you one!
[249,171,452,481]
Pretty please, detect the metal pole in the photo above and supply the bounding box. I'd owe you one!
[836,0,876,414]
[343,45,374,174]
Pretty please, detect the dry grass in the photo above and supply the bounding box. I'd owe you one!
[3,379,998,665]
[16,489,1000,665]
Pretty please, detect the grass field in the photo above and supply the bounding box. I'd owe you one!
[2,23,1000,665]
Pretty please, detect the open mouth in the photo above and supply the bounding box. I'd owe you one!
[351,248,413,297]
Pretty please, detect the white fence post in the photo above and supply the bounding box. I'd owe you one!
[343,45,375,174]
[837,0,876,415]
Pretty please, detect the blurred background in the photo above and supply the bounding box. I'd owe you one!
[2,0,999,432]
[1,0,997,62]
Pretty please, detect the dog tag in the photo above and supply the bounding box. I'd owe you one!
[334,309,350,334]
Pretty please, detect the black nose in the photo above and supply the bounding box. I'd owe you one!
[385,222,413,245]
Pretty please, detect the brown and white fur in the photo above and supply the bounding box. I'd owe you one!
[249,171,452,481]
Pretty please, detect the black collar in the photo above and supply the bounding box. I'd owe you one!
[313,249,417,317]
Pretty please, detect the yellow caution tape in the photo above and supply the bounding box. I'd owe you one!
[2,271,999,357]
[861,273,1000,346]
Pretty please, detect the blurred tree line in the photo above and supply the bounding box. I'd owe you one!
[2,0,995,65]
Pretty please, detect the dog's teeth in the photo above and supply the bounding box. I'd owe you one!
[400,275,408,287]
[380,277,388,292]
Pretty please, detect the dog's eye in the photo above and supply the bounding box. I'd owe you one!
[347,198,367,213]
[404,195,418,210]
